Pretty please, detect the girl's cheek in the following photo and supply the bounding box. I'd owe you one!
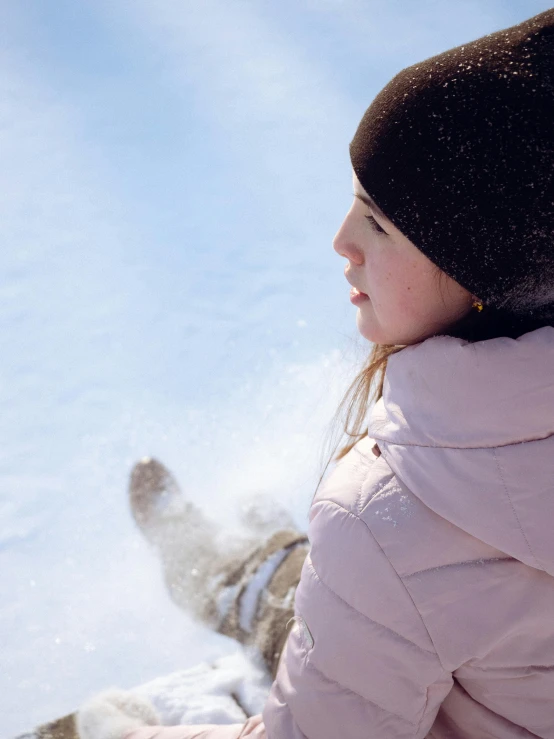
[394,279,432,325]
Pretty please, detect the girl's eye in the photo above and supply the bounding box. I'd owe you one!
[365,214,386,234]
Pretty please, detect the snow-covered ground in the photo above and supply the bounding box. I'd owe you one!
[1,1,548,735]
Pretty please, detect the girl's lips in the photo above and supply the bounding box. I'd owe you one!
[350,286,370,306]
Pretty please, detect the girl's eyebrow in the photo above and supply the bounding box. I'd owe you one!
[353,191,388,222]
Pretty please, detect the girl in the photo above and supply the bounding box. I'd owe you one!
[79,8,554,738]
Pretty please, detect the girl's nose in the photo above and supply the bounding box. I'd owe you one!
[333,222,364,266]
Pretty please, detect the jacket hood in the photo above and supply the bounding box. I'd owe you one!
[368,326,554,575]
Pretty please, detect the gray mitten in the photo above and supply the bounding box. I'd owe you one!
[77,689,161,739]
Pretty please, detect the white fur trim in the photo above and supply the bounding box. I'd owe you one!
[76,689,160,739]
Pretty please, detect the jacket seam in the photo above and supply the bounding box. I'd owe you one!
[416,685,430,737]
[374,446,451,673]
[306,556,436,657]
[355,465,366,517]
[463,663,554,673]
[300,638,418,728]
[266,680,310,739]
[355,459,394,517]
[404,556,513,580]
[492,448,543,571]
[371,430,554,450]
[315,467,449,675]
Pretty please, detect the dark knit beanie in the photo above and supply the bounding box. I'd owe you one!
[350,9,554,320]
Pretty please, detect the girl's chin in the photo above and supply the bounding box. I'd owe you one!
[356,310,403,345]
[356,310,383,344]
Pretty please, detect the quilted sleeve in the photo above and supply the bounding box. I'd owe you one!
[261,498,453,739]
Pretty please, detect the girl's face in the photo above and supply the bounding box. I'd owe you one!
[333,172,475,345]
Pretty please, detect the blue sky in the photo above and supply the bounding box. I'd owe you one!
[1,1,551,732]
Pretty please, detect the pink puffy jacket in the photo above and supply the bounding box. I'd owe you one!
[130,326,554,738]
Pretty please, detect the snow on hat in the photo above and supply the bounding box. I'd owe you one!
[350,9,554,319]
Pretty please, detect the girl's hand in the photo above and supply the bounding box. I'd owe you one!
[76,689,161,739]
[124,715,264,739]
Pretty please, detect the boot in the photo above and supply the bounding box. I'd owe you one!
[128,458,308,676]
[129,458,229,627]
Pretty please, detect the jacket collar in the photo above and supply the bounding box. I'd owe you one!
[368,326,554,449]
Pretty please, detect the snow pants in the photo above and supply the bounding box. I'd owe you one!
[212,529,309,678]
